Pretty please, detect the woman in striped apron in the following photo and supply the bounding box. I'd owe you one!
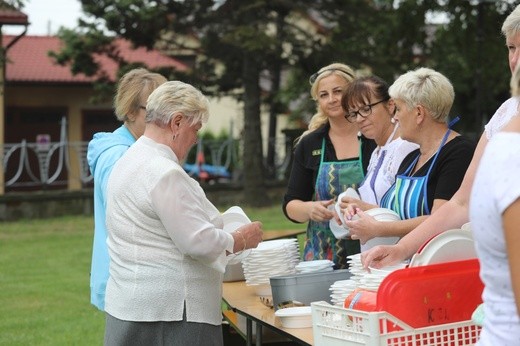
[342,68,475,247]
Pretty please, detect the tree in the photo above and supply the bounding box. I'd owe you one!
[51,0,333,207]
[280,0,515,137]
[428,0,516,134]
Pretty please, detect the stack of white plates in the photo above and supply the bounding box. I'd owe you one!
[329,254,362,306]
[329,279,358,306]
[295,259,334,274]
[328,253,407,306]
[222,206,253,265]
[242,239,300,296]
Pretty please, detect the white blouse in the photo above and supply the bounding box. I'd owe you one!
[470,132,520,345]
[358,137,418,205]
[105,136,234,325]
[357,134,418,252]
[484,97,519,139]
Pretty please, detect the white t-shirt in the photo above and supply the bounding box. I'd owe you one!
[470,132,520,345]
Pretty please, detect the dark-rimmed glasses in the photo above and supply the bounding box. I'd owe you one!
[309,68,354,85]
[345,98,389,122]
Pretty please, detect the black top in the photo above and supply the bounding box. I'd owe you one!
[282,124,376,222]
[393,135,476,207]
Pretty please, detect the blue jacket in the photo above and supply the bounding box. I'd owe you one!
[87,125,135,310]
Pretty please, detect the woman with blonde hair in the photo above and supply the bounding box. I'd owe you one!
[88,68,167,311]
[104,81,263,345]
[282,63,376,268]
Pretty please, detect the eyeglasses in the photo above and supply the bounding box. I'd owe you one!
[140,106,146,110]
[309,68,354,85]
[345,98,389,122]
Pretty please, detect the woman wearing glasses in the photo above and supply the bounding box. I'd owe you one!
[282,63,376,269]
[342,68,475,247]
[338,76,418,251]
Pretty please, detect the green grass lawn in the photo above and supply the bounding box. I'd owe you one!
[0,205,303,345]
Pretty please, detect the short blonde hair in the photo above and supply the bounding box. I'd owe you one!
[502,4,520,39]
[114,68,167,121]
[146,81,210,127]
[389,67,454,123]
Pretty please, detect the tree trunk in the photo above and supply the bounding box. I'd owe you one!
[266,10,286,180]
[242,53,270,206]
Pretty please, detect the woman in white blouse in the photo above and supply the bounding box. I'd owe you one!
[468,62,520,346]
[338,75,417,251]
[103,81,263,346]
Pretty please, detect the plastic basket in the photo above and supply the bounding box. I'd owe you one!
[311,301,481,346]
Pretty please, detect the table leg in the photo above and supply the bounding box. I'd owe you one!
[246,318,252,346]
[256,323,263,345]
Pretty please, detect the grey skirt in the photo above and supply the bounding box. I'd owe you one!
[104,310,223,346]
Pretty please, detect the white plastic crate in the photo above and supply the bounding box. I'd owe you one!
[311,301,481,346]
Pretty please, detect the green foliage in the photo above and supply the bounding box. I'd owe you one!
[428,0,516,132]
[46,0,520,200]
[280,0,516,135]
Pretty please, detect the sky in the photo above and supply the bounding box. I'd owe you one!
[3,0,82,36]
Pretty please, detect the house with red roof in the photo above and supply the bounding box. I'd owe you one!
[3,34,188,191]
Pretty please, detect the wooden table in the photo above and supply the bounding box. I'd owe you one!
[263,229,305,241]
[222,281,313,346]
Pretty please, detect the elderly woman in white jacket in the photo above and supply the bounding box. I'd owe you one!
[104,81,263,346]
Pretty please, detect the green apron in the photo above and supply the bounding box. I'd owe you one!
[303,138,364,269]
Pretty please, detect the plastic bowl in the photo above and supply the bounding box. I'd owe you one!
[275,306,312,328]
[253,283,272,297]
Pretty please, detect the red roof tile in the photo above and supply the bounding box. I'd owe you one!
[3,35,188,84]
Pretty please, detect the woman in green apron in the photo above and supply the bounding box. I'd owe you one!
[282,63,376,269]
[342,68,475,248]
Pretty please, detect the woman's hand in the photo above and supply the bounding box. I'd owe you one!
[233,221,263,253]
[308,199,335,222]
[343,208,379,244]
[361,243,408,270]
[339,196,376,219]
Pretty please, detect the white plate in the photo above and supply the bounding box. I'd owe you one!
[365,208,400,220]
[222,206,252,265]
[409,228,476,267]
[461,222,472,232]
[295,259,333,268]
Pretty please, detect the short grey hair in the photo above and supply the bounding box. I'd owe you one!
[389,67,454,123]
[145,81,210,127]
[502,4,520,39]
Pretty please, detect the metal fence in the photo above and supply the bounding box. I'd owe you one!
[2,136,292,191]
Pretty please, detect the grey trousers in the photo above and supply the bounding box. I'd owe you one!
[104,309,223,346]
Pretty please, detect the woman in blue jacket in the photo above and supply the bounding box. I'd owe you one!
[88,68,166,310]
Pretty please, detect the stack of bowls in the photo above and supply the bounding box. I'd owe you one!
[241,239,300,296]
